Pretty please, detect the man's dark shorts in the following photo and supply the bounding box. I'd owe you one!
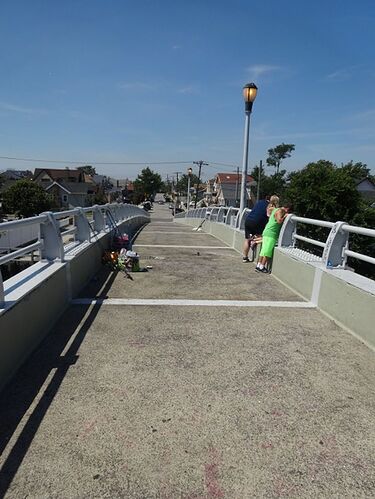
[245,219,264,239]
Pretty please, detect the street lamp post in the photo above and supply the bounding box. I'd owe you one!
[239,83,258,216]
[187,167,193,209]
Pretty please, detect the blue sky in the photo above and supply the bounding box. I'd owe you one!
[0,0,374,180]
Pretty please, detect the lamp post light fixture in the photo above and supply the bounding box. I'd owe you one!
[187,167,193,209]
[239,83,258,216]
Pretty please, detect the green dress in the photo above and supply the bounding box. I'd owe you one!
[259,209,282,258]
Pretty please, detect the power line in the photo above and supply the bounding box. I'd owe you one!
[0,155,241,169]
[0,155,194,166]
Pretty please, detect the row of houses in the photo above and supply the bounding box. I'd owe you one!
[205,173,256,207]
[1,167,374,212]
[205,173,375,207]
[0,168,135,210]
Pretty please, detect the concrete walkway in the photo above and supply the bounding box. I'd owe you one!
[0,205,374,498]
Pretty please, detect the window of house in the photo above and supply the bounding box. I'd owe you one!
[62,194,68,203]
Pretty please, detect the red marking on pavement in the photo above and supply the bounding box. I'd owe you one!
[271,409,284,417]
[272,477,298,497]
[204,448,224,498]
[128,340,146,348]
[78,419,97,439]
[261,442,274,449]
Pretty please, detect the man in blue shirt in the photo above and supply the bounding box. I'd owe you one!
[242,196,269,262]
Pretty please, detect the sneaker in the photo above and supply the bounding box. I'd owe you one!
[255,266,262,272]
[260,267,269,273]
[242,257,250,263]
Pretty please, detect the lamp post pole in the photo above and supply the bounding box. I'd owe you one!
[239,83,258,216]
[187,167,192,209]
[256,159,262,202]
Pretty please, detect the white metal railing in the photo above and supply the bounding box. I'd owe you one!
[180,206,375,272]
[0,203,149,302]
[279,214,375,269]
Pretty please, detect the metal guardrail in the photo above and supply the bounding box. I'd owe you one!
[180,207,375,271]
[0,203,149,301]
[272,214,375,269]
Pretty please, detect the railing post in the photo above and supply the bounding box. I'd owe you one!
[217,207,224,223]
[237,209,248,230]
[322,221,349,268]
[0,270,4,304]
[40,212,65,261]
[113,204,120,222]
[93,205,105,232]
[278,214,297,247]
[75,208,91,243]
[105,204,113,229]
[120,204,126,220]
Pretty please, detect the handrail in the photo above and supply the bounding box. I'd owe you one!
[0,202,150,302]
[291,216,334,229]
[183,205,374,274]
[0,242,41,266]
[293,234,326,249]
[0,215,47,231]
[279,214,374,270]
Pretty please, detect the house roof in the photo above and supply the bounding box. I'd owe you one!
[34,168,83,182]
[356,177,375,189]
[83,173,96,184]
[45,181,96,194]
[0,169,32,180]
[216,173,254,184]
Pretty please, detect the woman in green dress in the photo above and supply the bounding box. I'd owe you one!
[255,204,293,273]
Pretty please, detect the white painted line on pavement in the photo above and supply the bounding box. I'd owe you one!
[140,231,197,234]
[72,298,316,308]
[133,244,231,249]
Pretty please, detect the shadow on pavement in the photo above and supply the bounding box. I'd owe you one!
[0,269,117,496]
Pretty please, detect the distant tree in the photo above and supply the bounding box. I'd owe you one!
[267,143,295,174]
[2,180,53,217]
[133,167,162,201]
[280,159,374,279]
[160,179,172,194]
[77,165,97,176]
[285,160,361,222]
[176,173,200,195]
[340,161,370,181]
[251,165,288,200]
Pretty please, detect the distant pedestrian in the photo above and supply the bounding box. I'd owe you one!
[242,196,270,263]
[255,203,293,273]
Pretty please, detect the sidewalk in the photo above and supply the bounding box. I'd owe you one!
[1,204,374,498]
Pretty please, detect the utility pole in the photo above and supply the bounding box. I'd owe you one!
[257,160,262,202]
[173,171,183,213]
[193,160,208,208]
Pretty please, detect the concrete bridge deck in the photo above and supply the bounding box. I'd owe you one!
[1,205,374,498]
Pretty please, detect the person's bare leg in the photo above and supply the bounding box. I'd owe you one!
[256,255,268,271]
[243,238,250,258]
[242,239,250,262]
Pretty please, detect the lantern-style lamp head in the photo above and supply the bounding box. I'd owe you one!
[243,83,258,113]
[187,167,193,175]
